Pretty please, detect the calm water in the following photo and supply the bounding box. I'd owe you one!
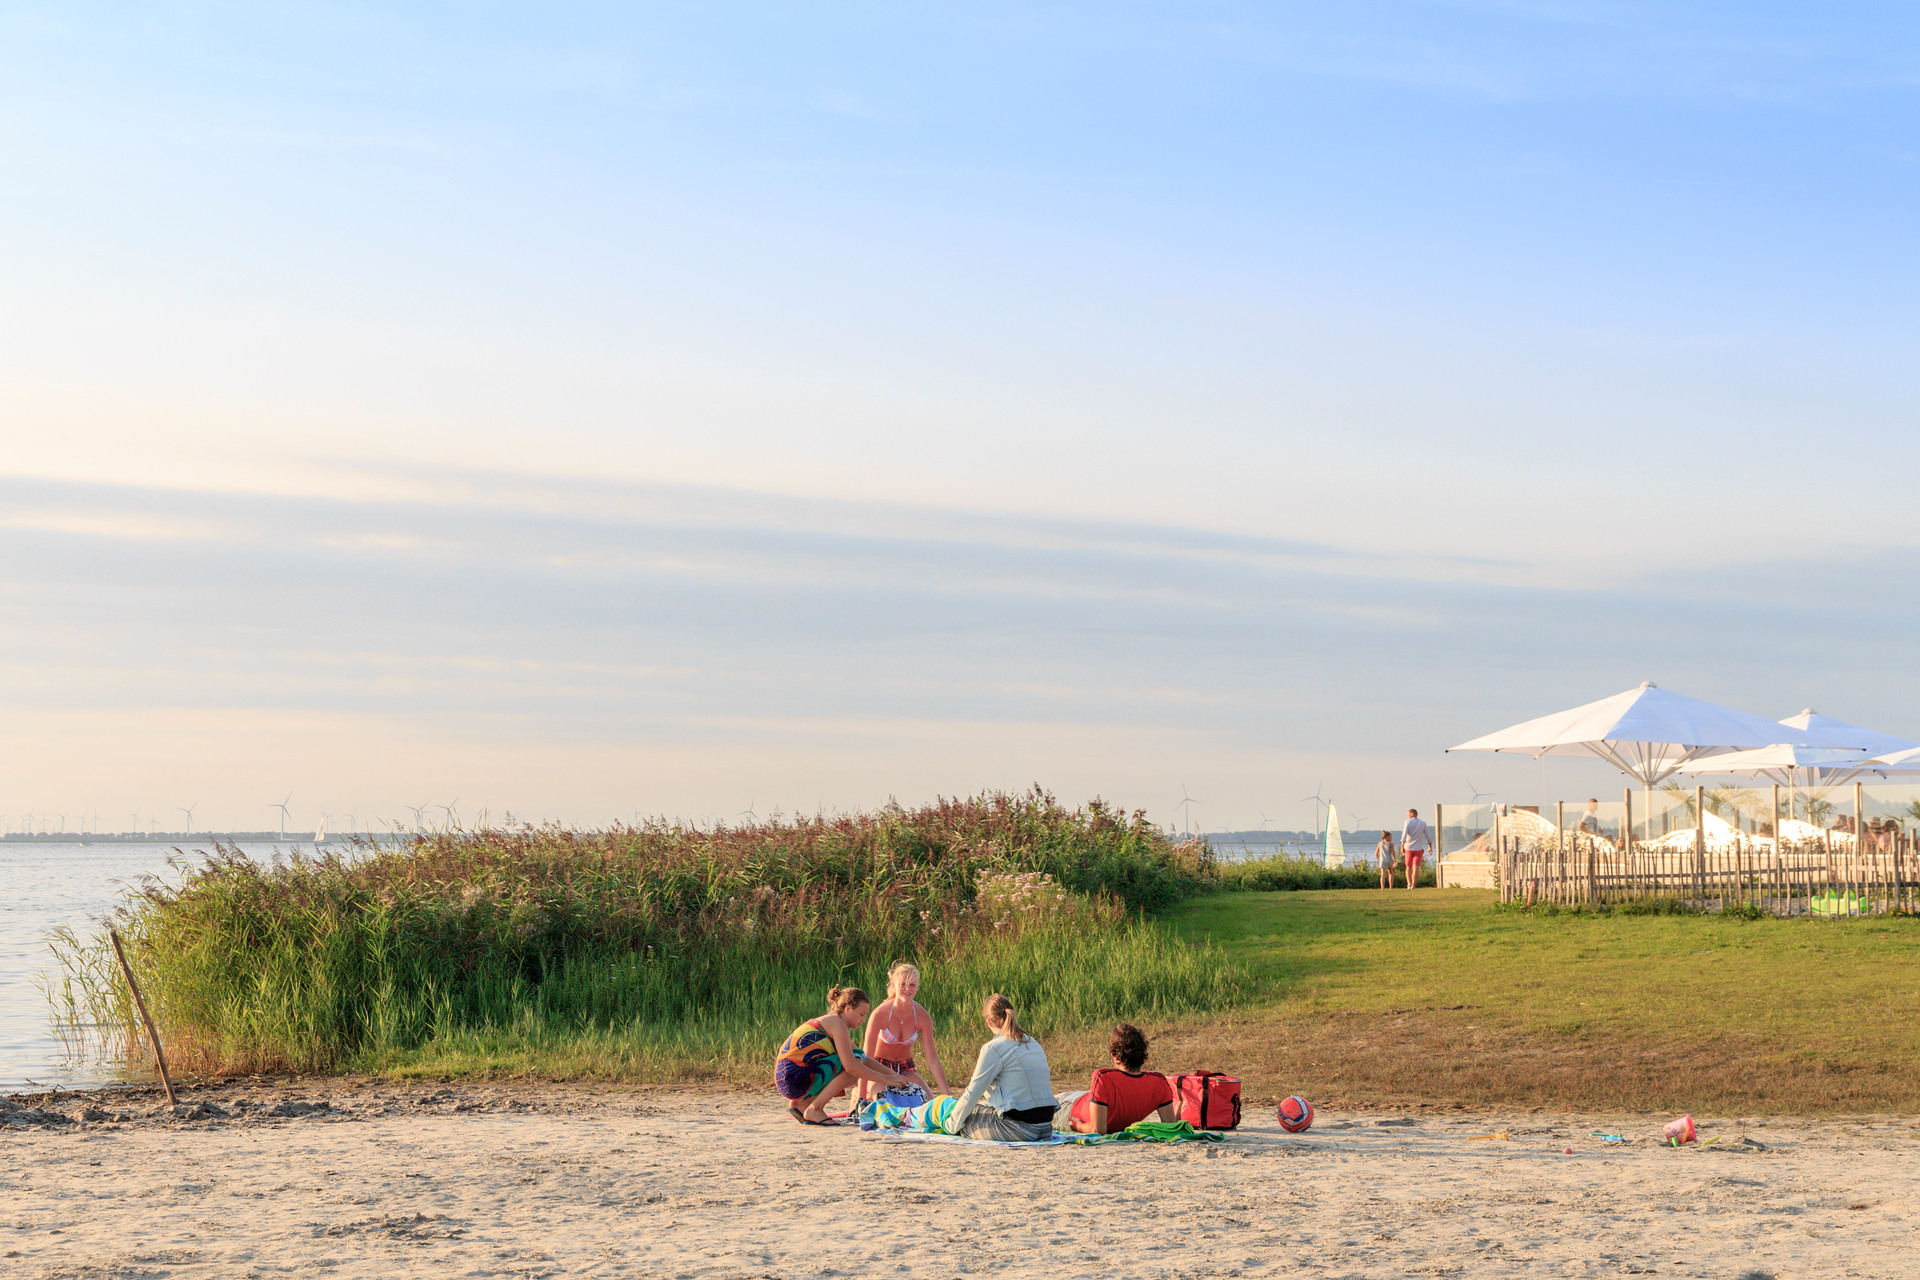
[0,840,302,1091]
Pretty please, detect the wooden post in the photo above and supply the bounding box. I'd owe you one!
[1434,803,1443,889]
[1694,784,1706,905]
[1623,787,1634,899]
[109,929,177,1107]
[1554,799,1564,904]
[1855,781,1866,911]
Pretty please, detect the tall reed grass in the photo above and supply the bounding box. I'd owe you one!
[51,789,1243,1079]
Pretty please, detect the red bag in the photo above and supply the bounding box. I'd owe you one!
[1170,1071,1242,1130]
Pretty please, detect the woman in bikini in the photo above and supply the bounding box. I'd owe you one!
[774,985,909,1125]
[861,961,949,1101]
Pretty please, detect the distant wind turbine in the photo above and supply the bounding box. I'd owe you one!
[271,793,293,838]
[438,799,459,828]
[55,811,68,834]
[1300,782,1329,839]
[178,803,198,833]
[1174,785,1203,837]
[1465,779,1492,805]
[739,798,759,824]
[405,804,428,833]
[129,811,140,834]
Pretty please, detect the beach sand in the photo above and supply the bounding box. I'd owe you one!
[3,1079,1916,1278]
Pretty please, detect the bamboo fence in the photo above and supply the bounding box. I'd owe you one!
[1488,783,1918,916]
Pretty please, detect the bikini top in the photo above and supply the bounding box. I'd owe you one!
[876,1001,920,1047]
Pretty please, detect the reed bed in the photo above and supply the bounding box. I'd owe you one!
[51,789,1244,1079]
[1216,852,1436,892]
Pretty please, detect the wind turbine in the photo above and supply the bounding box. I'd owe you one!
[1464,779,1493,835]
[437,799,459,828]
[1174,785,1203,837]
[405,804,428,833]
[739,798,759,824]
[129,811,140,835]
[178,803,198,833]
[271,793,293,838]
[1300,782,1329,840]
[55,811,68,834]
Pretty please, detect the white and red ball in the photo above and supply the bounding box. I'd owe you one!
[1277,1096,1315,1133]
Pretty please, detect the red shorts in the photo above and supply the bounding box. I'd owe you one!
[1403,850,1425,866]
[877,1054,915,1075]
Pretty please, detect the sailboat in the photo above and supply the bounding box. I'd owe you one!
[1324,803,1346,869]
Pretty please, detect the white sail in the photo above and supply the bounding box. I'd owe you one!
[1324,803,1346,868]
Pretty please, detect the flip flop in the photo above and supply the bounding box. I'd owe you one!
[787,1106,807,1123]
[800,1115,842,1126]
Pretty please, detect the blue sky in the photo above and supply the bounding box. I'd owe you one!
[3,3,1918,833]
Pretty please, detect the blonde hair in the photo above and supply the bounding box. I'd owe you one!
[983,992,1027,1043]
[887,961,921,998]
[826,985,870,1016]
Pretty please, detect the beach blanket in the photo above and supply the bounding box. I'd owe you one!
[861,1107,1223,1147]
[872,1094,962,1135]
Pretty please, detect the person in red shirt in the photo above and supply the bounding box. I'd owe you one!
[1067,1022,1177,1134]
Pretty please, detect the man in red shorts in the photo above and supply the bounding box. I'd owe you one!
[1400,807,1431,889]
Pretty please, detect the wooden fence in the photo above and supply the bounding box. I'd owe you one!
[1498,835,1915,914]
[1475,781,1917,915]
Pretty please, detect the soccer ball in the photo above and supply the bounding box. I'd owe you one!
[1277,1096,1314,1133]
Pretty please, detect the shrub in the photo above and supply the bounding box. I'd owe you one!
[51,788,1235,1076]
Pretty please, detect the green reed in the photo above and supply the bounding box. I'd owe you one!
[1215,852,1437,892]
[50,789,1239,1078]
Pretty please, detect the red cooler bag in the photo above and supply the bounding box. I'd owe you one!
[1170,1071,1242,1130]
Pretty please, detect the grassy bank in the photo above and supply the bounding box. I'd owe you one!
[1217,852,1435,891]
[1160,888,1920,1114]
[52,790,1244,1079]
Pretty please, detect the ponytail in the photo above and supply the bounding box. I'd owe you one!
[827,985,869,1016]
[983,992,1027,1043]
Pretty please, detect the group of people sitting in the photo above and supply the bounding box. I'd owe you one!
[774,961,1178,1142]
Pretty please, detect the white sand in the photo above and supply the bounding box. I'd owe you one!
[4,1082,1918,1278]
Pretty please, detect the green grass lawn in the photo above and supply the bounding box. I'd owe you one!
[1148,888,1920,1114]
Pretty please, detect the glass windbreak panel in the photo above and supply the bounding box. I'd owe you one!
[1439,803,1496,859]
[1556,799,1624,846]
[1860,782,1920,823]
[1636,787,1698,842]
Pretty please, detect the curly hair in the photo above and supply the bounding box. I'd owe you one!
[1108,1022,1149,1071]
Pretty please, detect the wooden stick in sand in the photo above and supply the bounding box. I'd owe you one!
[110,929,177,1107]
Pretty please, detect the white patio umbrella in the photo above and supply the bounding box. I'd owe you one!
[1447,682,1854,787]
[1673,744,1886,782]
[1778,709,1919,761]
[1677,713,1920,823]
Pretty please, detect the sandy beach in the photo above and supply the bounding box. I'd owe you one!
[3,1079,1916,1279]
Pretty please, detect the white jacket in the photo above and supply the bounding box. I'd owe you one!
[953,1034,1053,1122]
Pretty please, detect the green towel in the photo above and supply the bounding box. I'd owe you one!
[1103,1119,1225,1144]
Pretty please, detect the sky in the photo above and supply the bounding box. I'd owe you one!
[3,2,1919,836]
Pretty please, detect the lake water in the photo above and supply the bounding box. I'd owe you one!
[0,840,296,1091]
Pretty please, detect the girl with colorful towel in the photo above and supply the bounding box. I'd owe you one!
[1067,1022,1176,1134]
[775,986,910,1125]
[948,993,1056,1141]
[860,961,949,1102]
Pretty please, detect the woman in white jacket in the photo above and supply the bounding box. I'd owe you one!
[950,993,1055,1141]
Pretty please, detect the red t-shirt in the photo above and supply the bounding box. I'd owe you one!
[1070,1068,1175,1131]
